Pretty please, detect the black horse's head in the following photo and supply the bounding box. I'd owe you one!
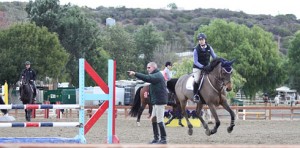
[20,78,33,104]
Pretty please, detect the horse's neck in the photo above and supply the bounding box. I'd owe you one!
[206,64,222,91]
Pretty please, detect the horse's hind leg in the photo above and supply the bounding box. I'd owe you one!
[148,104,153,118]
[222,101,235,133]
[181,100,193,135]
[165,113,175,125]
[196,103,210,135]
[136,106,145,127]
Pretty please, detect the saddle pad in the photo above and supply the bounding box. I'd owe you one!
[186,76,194,90]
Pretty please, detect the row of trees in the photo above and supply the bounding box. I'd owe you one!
[0,0,173,88]
[1,0,300,99]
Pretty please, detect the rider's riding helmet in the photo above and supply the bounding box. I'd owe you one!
[197,33,207,40]
[25,61,31,65]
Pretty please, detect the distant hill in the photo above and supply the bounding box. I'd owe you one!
[1,1,300,54]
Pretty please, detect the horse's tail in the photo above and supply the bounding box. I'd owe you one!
[167,78,178,93]
[129,86,142,117]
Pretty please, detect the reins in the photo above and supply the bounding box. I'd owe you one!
[206,66,232,103]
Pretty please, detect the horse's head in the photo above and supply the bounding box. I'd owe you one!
[20,78,30,87]
[220,59,235,91]
[209,58,234,91]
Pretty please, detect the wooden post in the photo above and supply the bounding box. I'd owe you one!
[44,101,50,118]
[268,102,271,120]
[291,108,293,120]
[56,101,61,119]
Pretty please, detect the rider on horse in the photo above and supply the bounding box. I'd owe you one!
[192,33,217,102]
[20,61,37,100]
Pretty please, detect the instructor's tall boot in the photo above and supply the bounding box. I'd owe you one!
[149,122,159,144]
[157,122,167,144]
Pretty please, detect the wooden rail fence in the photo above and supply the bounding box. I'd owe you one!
[7,104,300,120]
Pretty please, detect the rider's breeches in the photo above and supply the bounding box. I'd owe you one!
[193,68,201,83]
[151,105,165,123]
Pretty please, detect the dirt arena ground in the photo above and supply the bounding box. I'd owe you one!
[1,112,300,145]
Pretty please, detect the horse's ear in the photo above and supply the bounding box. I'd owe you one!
[228,59,236,65]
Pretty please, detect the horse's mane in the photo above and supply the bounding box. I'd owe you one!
[205,58,225,72]
[210,58,224,68]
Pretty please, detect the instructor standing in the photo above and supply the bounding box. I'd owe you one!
[128,62,168,144]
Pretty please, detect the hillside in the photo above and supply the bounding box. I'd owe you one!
[1,1,300,54]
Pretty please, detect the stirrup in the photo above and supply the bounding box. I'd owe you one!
[193,95,201,103]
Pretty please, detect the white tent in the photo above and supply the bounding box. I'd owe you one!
[275,86,296,92]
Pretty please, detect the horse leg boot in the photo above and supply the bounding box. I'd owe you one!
[157,122,167,144]
[193,82,200,102]
[149,122,159,144]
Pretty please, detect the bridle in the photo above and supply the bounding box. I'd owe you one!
[206,66,233,94]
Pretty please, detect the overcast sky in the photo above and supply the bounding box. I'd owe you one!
[1,0,300,19]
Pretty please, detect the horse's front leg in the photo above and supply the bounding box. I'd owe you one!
[221,100,235,133]
[25,109,31,122]
[196,103,210,134]
[206,104,220,136]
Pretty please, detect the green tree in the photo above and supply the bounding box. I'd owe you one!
[288,31,300,92]
[26,1,100,86]
[83,47,111,86]
[134,23,163,71]
[25,0,60,32]
[98,25,138,80]
[56,6,99,86]
[172,57,193,78]
[167,3,178,10]
[0,23,68,84]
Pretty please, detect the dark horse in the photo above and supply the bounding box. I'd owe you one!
[129,79,183,127]
[20,78,34,121]
[175,58,235,136]
[164,78,184,127]
[0,96,8,115]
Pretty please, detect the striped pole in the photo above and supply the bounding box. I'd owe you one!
[0,104,80,110]
[0,122,80,128]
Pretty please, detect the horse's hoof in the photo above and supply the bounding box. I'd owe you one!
[136,122,141,127]
[180,124,184,127]
[188,128,193,135]
[227,126,234,133]
[205,129,211,136]
[165,122,169,125]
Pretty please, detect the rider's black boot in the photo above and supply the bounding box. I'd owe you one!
[193,82,200,102]
[149,122,159,144]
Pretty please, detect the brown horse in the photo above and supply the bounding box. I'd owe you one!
[129,85,152,126]
[175,58,235,136]
[129,79,183,127]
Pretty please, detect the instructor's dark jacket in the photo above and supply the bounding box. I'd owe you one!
[135,69,168,105]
